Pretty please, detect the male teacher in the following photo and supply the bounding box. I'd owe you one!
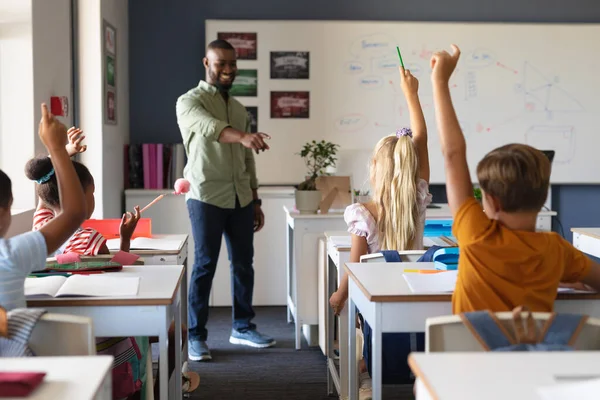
[176,39,272,361]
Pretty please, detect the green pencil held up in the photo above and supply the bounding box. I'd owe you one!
[396,46,405,69]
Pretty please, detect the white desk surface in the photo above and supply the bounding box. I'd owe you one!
[326,234,352,251]
[27,265,184,307]
[572,228,600,240]
[284,204,454,220]
[283,205,345,219]
[345,262,600,302]
[409,352,600,400]
[0,356,113,400]
[324,230,350,239]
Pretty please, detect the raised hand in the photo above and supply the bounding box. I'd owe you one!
[119,206,141,242]
[400,67,419,97]
[66,127,87,156]
[430,44,461,85]
[39,103,68,151]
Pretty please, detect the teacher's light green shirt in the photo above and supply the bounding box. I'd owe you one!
[176,80,258,209]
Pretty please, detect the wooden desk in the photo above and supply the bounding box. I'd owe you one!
[344,262,600,400]
[27,265,184,400]
[0,356,113,400]
[409,352,600,400]
[572,228,600,258]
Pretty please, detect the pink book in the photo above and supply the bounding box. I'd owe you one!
[148,144,157,189]
[142,144,151,189]
[156,143,164,189]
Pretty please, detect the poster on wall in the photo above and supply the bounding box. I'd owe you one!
[270,91,310,119]
[217,32,257,60]
[270,52,309,79]
[103,20,117,125]
[230,69,257,97]
[106,55,116,86]
[246,107,258,133]
[106,90,116,123]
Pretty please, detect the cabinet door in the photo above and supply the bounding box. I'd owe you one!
[211,196,295,306]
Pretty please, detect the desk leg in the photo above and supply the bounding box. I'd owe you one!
[174,296,183,397]
[158,307,169,400]
[182,258,189,358]
[286,224,293,324]
[326,256,335,396]
[338,264,349,400]
[348,297,358,400]
[292,226,302,350]
[371,304,382,400]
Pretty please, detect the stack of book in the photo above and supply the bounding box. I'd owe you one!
[124,143,186,189]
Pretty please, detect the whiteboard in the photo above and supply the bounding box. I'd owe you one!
[206,20,600,186]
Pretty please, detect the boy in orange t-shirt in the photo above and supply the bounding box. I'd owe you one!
[429,44,600,313]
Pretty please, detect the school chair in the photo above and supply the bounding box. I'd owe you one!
[360,250,426,263]
[29,313,96,356]
[426,312,600,352]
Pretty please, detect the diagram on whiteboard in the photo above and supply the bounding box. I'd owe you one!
[520,62,584,114]
[335,32,588,142]
[524,126,576,164]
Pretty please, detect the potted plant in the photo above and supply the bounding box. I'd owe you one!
[295,140,340,214]
[473,186,482,203]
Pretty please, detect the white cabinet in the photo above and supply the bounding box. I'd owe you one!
[125,187,294,306]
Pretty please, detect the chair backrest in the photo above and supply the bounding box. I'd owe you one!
[360,250,426,263]
[426,312,600,352]
[29,313,96,356]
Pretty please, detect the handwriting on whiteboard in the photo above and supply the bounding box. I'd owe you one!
[335,114,369,132]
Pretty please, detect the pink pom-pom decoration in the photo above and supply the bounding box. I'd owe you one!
[173,178,190,195]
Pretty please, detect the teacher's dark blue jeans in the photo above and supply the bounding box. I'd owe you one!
[187,198,256,341]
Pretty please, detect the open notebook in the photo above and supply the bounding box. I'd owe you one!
[25,275,140,298]
[403,272,591,294]
[106,237,181,251]
[403,271,458,293]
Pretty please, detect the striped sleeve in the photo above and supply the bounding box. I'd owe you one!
[63,228,107,256]
[32,207,55,231]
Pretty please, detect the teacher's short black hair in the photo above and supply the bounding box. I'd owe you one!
[207,39,235,51]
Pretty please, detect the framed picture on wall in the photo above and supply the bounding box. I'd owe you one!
[106,89,116,123]
[103,20,117,124]
[271,91,310,119]
[104,23,116,55]
[270,52,309,79]
[230,69,257,97]
[106,55,116,87]
[246,107,258,133]
[217,32,257,60]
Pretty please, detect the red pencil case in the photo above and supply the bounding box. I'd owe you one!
[0,371,46,397]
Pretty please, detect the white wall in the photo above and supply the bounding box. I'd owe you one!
[0,0,73,210]
[77,0,103,217]
[78,0,128,218]
[101,0,128,218]
[0,20,34,209]
[31,0,73,156]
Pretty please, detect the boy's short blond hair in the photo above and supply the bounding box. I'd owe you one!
[476,144,550,212]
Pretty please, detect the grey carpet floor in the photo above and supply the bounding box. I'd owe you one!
[186,306,414,400]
